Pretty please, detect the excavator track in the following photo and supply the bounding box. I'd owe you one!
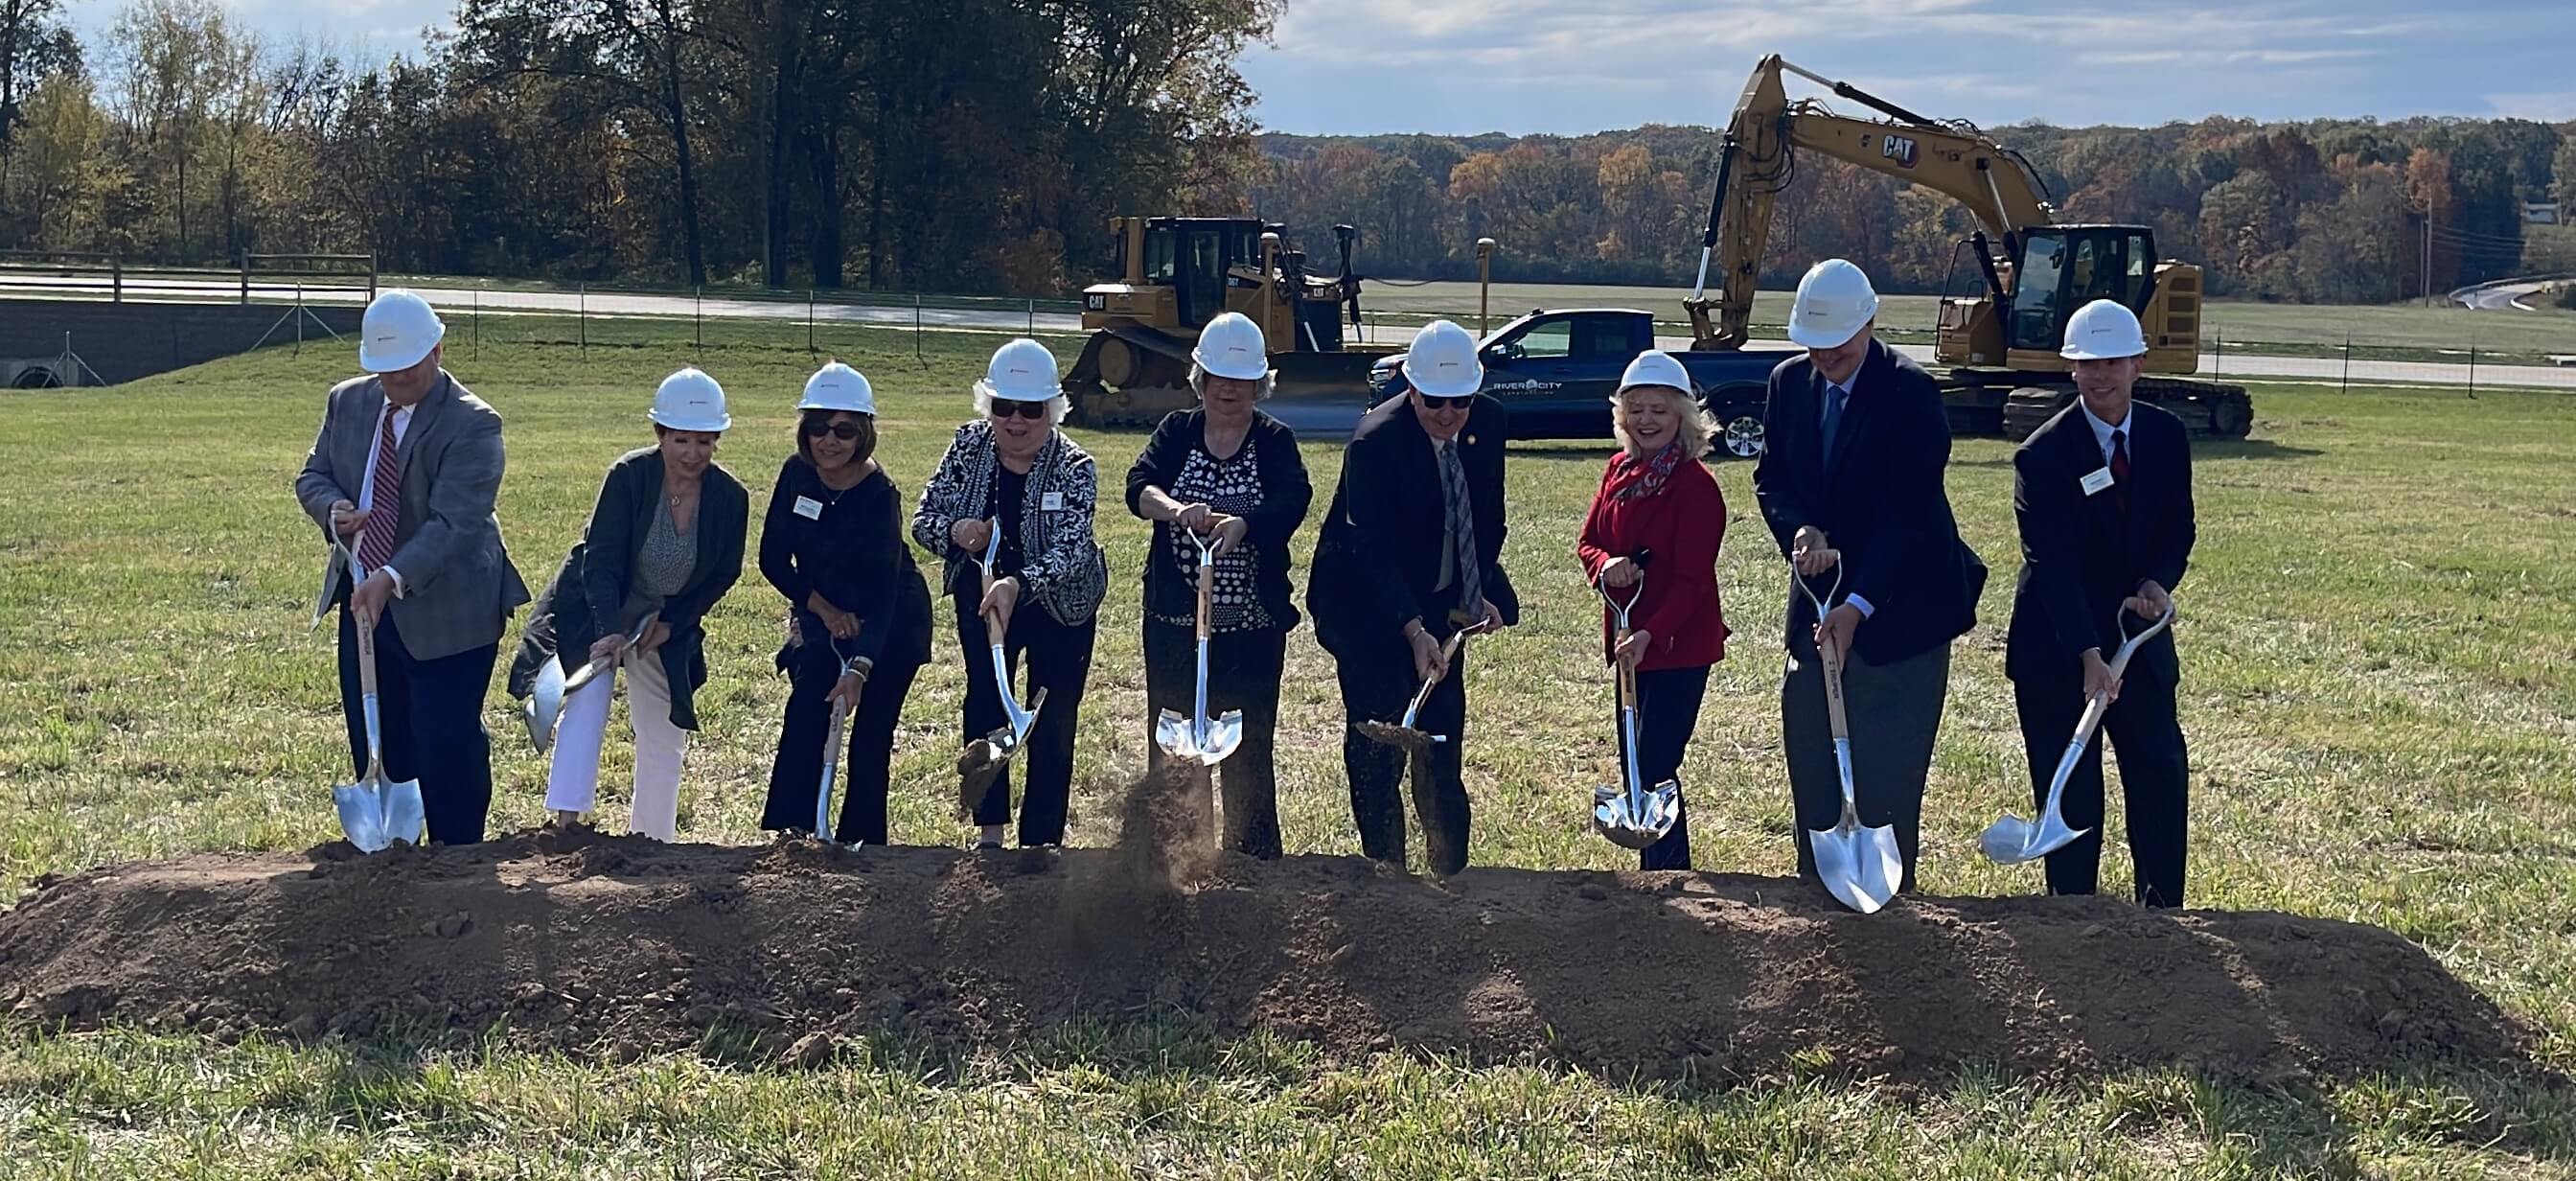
[1992,378,2254,444]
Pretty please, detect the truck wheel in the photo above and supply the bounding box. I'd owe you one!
[1720,414,1765,458]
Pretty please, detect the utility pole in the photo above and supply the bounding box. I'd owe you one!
[2422,214,2433,308]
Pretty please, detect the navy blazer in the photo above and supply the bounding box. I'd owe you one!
[1753,338,1985,663]
[2005,399,2196,686]
[1306,393,1521,653]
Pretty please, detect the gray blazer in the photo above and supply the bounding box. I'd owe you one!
[294,371,532,659]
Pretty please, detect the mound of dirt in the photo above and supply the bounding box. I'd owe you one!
[0,771,2537,1085]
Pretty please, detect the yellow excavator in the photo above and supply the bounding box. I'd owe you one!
[1687,56,2252,440]
[1064,217,1403,427]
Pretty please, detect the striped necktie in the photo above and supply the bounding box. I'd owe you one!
[356,407,402,572]
[1438,438,1481,618]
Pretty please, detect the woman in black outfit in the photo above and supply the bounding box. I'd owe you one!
[758,360,932,843]
[1126,313,1312,857]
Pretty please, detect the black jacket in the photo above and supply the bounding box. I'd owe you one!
[509,447,748,730]
[1124,408,1314,632]
[759,457,934,674]
[2005,400,2196,686]
[1753,338,1985,663]
[1305,393,1520,653]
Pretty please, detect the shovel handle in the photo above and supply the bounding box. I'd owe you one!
[1194,543,1214,642]
[352,596,380,698]
[1613,628,1638,706]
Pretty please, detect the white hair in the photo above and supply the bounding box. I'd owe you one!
[1187,360,1276,402]
[972,381,1070,426]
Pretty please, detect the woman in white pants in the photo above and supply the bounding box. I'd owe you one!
[508,368,748,838]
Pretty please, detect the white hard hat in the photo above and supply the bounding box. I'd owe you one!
[977,337,1062,403]
[1192,313,1272,382]
[2060,299,2149,360]
[799,361,876,414]
[1617,350,1692,395]
[358,289,445,373]
[650,367,731,432]
[1403,319,1484,398]
[1786,259,1879,349]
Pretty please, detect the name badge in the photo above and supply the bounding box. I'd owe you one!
[2080,467,2116,498]
[1041,491,1065,511]
[793,496,825,520]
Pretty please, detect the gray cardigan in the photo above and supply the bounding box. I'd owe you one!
[508,447,747,729]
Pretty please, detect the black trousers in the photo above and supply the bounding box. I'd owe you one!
[1337,623,1472,875]
[763,638,925,845]
[2014,664,2190,907]
[334,602,498,845]
[1142,620,1286,859]
[954,589,1094,846]
[1630,664,1711,871]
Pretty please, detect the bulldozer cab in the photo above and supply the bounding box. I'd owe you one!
[1110,217,1272,330]
[2006,225,2157,353]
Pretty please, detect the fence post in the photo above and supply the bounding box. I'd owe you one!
[295,284,306,356]
[696,285,703,352]
[1027,298,1035,335]
[2211,329,2221,379]
[2467,335,2478,398]
[579,283,587,354]
[473,290,481,359]
[915,294,924,360]
[808,289,816,355]
[2340,332,2350,394]
[240,252,249,306]
[112,258,123,304]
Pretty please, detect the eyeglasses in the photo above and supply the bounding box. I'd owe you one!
[990,400,1051,420]
[1415,393,1476,411]
[801,420,863,440]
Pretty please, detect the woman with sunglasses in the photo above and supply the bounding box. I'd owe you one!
[1125,313,1312,858]
[757,361,932,843]
[912,337,1108,849]
[510,367,748,840]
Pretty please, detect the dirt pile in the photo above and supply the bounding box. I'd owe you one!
[0,780,2537,1085]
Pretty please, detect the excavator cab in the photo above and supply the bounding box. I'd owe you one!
[2005,226,2156,354]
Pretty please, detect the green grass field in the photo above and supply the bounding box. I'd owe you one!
[3,322,2574,1176]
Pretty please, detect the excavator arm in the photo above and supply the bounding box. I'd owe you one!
[1685,55,2057,350]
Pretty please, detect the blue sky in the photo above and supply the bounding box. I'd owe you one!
[62,0,2576,133]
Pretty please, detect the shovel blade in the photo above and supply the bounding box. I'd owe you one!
[334,782,388,852]
[379,778,426,846]
[1154,708,1197,760]
[1355,720,1430,755]
[1809,820,1903,915]
[1592,779,1681,850]
[1978,811,2090,866]
[524,659,567,754]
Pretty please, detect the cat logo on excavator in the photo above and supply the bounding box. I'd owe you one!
[1881,135,1919,168]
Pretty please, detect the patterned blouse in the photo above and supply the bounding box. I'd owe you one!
[1154,435,1274,633]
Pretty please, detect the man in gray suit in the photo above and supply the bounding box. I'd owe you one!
[296,289,530,844]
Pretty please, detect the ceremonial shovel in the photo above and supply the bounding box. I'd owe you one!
[1980,601,2176,865]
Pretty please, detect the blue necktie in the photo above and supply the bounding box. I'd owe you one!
[1819,382,1850,466]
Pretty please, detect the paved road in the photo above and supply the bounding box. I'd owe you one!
[2453,275,2570,312]
[8,273,2569,389]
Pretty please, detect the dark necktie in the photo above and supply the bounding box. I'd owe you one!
[1438,439,1482,619]
[357,408,403,572]
[2108,428,2131,516]
[1820,382,1850,468]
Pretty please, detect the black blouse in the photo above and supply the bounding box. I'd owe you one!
[758,457,932,670]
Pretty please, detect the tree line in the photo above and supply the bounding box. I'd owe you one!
[4,0,2571,304]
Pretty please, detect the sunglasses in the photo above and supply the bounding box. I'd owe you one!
[1415,393,1476,410]
[990,400,1051,420]
[800,419,864,440]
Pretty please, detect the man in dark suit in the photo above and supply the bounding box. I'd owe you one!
[1754,260,1984,894]
[2007,299,2196,907]
[1307,319,1519,876]
[295,289,531,845]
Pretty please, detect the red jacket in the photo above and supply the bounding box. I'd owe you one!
[1576,450,1729,671]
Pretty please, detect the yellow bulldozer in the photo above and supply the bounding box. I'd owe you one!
[1687,56,2253,440]
[1064,217,1404,427]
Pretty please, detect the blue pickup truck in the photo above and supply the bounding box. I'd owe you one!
[1363,308,1797,455]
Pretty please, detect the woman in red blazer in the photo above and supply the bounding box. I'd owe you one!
[1576,351,1730,869]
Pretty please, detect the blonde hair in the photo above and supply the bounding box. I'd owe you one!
[1611,384,1714,459]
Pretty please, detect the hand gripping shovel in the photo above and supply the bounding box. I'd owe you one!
[1155,528,1244,767]
[523,612,656,757]
[956,523,1047,815]
[1981,601,2176,865]
[332,541,423,850]
[1592,552,1681,850]
[1354,623,1482,756]
[814,643,866,845]
[1793,554,1902,915]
